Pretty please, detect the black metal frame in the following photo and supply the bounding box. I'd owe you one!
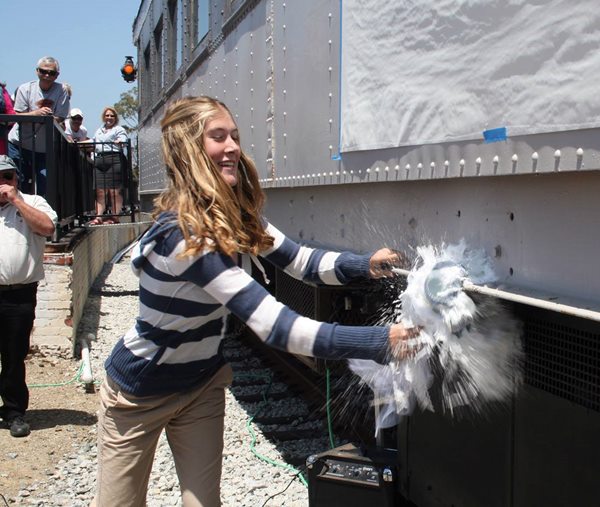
[0,114,138,240]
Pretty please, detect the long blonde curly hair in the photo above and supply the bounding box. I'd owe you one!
[155,96,273,257]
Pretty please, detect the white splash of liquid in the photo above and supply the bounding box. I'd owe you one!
[349,240,524,434]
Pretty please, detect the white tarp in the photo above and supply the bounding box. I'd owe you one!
[341,0,600,152]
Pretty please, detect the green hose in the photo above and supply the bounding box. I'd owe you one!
[28,362,85,388]
[325,367,336,449]
[238,371,309,488]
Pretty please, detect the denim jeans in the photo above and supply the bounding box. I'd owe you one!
[8,142,47,196]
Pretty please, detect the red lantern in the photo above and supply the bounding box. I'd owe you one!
[121,56,137,83]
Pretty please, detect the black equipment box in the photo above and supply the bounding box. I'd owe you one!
[307,443,400,507]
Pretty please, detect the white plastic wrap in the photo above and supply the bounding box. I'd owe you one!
[341,0,600,151]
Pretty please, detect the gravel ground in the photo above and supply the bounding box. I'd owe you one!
[9,248,315,506]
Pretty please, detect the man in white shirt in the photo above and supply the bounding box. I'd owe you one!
[64,108,88,142]
[0,155,57,437]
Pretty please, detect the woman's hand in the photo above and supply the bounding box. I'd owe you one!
[388,323,423,360]
[369,248,410,278]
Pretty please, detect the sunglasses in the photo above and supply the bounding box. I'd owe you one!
[0,172,16,181]
[71,116,83,121]
[104,114,116,118]
[37,68,58,77]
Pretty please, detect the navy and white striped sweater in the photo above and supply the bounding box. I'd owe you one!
[105,213,390,396]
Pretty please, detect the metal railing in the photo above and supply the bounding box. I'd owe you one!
[0,114,138,240]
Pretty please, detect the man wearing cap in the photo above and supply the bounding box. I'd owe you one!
[7,56,70,197]
[0,154,57,437]
[64,108,88,143]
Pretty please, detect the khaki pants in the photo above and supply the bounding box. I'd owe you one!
[92,364,233,507]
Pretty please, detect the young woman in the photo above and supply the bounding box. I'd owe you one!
[89,106,128,225]
[92,96,419,506]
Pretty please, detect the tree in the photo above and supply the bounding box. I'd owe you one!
[113,86,138,133]
[114,87,139,190]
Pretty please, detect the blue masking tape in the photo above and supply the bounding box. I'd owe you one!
[483,127,507,143]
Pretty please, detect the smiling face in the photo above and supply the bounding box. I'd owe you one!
[36,63,59,90]
[203,109,241,187]
[70,116,83,131]
[103,109,117,128]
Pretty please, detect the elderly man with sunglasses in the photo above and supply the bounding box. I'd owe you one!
[0,155,56,438]
[8,56,70,197]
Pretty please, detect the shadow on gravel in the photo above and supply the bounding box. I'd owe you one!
[88,289,139,297]
[74,260,140,352]
[24,408,97,430]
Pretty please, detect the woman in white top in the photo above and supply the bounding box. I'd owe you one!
[89,106,128,225]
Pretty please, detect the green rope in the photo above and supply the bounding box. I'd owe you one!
[238,371,309,488]
[326,367,336,449]
[28,361,85,388]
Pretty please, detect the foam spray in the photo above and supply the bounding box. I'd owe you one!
[349,241,524,434]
